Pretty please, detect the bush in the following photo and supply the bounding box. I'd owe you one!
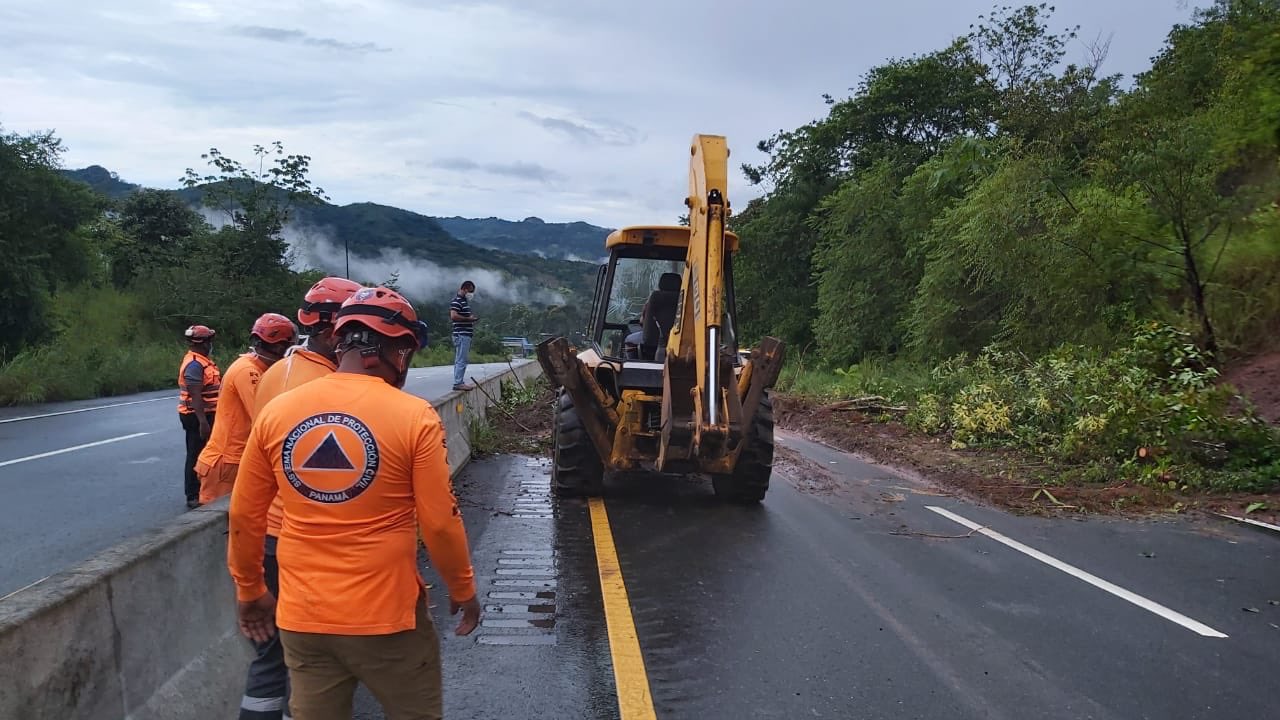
[0,283,267,405]
[902,323,1280,491]
[0,340,181,405]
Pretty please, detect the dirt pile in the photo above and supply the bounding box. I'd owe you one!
[475,379,555,456]
[1224,351,1280,424]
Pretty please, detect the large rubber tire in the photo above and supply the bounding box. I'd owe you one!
[712,392,774,504]
[552,390,605,497]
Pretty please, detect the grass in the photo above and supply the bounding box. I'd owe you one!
[412,344,515,368]
[0,335,518,408]
[0,341,179,405]
[778,356,931,402]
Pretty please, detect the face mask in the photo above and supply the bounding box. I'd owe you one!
[465,292,475,300]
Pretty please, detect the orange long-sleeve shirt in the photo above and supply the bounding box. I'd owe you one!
[248,347,338,536]
[228,372,476,635]
[197,352,267,468]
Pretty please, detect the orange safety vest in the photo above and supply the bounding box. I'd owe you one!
[178,350,221,414]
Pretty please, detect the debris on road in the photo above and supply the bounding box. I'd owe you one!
[469,379,555,457]
[774,394,1280,520]
[888,528,980,540]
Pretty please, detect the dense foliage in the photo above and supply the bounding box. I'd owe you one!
[742,2,1280,490]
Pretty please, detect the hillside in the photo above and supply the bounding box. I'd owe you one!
[435,216,611,261]
[60,167,612,264]
[62,165,140,199]
[61,167,599,300]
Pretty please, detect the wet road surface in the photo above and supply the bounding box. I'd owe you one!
[369,431,1280,719]
[355,454,618,719]
[0,363,516,598]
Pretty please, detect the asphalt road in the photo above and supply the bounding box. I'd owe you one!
[6,371,1277,718]
[0,362,516,599]
[372,431,1279,719]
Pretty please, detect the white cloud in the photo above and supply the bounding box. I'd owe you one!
[0,0,1196,227]
[283,224,566,306]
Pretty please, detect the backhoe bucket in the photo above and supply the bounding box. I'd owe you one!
[535,337,617,464]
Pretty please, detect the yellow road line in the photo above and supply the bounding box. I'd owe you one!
[589,497,658,720]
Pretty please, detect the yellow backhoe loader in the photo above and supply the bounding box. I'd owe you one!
[536,134,786,502]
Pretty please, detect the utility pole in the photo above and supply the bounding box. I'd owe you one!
[344,237,350,278]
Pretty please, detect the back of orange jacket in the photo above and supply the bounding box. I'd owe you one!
[197,352,267,466]
[228,372,476,635]
[249,347,337,536]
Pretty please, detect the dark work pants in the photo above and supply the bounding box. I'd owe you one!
[241,535,289,720]
[179,412,214,503]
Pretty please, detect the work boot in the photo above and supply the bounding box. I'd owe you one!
[453,383,474,391]
[186,499,202,510]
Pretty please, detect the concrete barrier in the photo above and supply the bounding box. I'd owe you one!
[0,361,542,720]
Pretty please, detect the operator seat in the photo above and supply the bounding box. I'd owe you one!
[641,272,682,361]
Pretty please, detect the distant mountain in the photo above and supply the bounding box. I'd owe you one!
[62,165,140,199]
[436,216,612,261]
[289,201,597,298]
[61,166,598,301]
[60,166,611,264]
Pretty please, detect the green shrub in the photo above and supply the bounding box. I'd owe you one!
[0,340,181,405]
[903,323,1280,491]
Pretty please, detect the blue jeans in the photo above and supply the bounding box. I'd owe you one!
[453,333,472,386]
[240,535,288,719]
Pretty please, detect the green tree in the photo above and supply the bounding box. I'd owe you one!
[109,189,207,287]
[181,141,328,278]
[0,128,99,353]
[1096,0,1280,355]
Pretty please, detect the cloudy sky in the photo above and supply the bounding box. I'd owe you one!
[1,0,1198,228]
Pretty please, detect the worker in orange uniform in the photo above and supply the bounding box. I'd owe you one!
[179,325,220,510]
[228,287,477,720]
[238,276,361,720]
[195,313,297,506]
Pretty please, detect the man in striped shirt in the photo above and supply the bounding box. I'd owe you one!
[449,280,477,390]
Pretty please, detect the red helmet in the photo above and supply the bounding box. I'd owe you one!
[298,276,364,328]
[184,325,215,342]
[334,287,429,347]
[250,313,298,344]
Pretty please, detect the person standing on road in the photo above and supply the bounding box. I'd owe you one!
[449,280,477,391]
[237,276,362,720]
[179,324,220,510]
[228,286,479,720]
[195,313,297,506]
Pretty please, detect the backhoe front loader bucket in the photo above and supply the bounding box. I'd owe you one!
[535,337,617,464]
[737,337,785,449]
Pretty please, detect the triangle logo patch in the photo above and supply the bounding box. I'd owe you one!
[301,432,356,470]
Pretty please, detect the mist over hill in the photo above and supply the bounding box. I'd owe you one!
[60,165,603,305]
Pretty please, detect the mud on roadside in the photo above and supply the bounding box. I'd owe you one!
[773,394,1280,525]
[472,378,556,457]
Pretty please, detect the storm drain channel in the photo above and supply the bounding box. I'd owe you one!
[476,459,559,646]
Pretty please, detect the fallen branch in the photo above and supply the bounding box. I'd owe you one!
[890,528,980,540]
[834,404,909,414]
[820,396,909,414]
[506,359,526,391]
[470,375,533,433]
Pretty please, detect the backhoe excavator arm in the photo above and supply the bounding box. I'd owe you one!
[658,135,734,469]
